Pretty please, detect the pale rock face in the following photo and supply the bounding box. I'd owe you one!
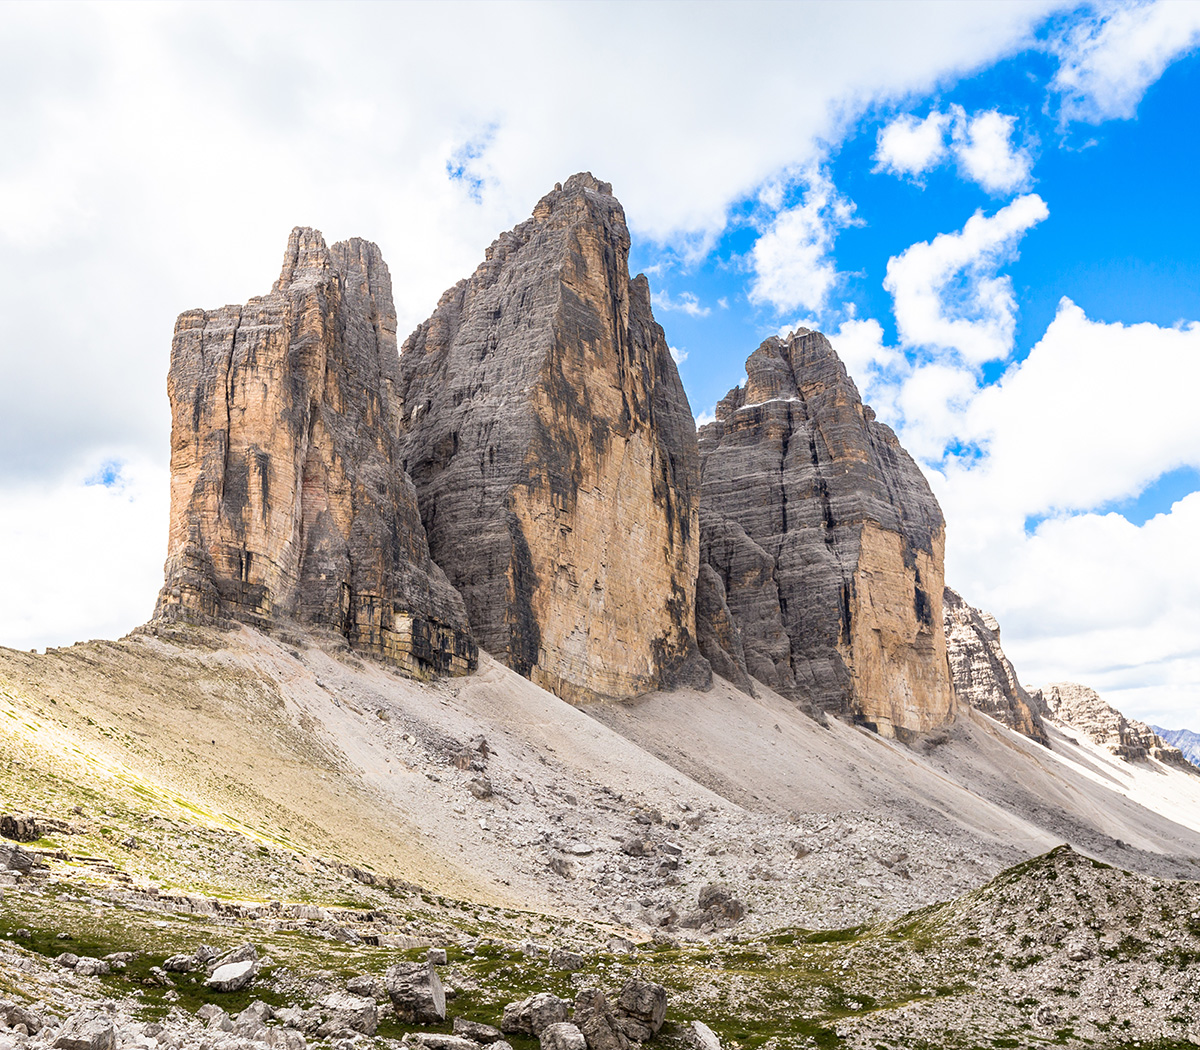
[696,330,954,736]
[397,173,709,702]
[1042,682,1193,768]
[154,228,475,678]
[943,587,1050,746]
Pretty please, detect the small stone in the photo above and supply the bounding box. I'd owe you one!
[689,1021,721,1050]
[73,958,110,977]
[162,954,195,973]
[469,779,493,800]
[52,1012,115,1050]
[549,948,584,971]
[427,947,448,966]
[453,1018,503,1043]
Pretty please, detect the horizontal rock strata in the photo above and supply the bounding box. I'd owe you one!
[397,173,708,702]
[155,227,475,677]
[1042,682,1193,767]
[943,587,1049,746]
[696,330,954,736]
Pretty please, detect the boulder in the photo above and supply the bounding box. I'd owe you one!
[0,815,40,842]
[346,973,385,1000]
[206,959,256,992]
[162,953,196,973]
[73,957,110,977]
[571,989,628,1050]
[550,948,585,971]
[52,1012,115,1050]
[2,1003,43,1035]
[540,1023,587,1050]
[410,1036,482,1050]
[0,844,37,874]
[688,1021,721,1050]
[316,992,377,1036]
[616,979,667,1035]
[453,1018,504,1043]
[398,173,708,702]
[54,953,79,969]
[386,960,446,1023]
[502,993,570,1036]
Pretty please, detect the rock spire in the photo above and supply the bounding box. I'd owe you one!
[154,228,476,677]
[695,330,954,736]
[397,173,709,702]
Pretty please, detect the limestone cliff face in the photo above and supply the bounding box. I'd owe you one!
[1042,682,1193,768]
[942,588,1049,746]
[396,173,708,703]
[154,228,476,677]
[696,331,954,735]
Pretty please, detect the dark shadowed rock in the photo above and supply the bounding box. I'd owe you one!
[696,329,954,736]
[386,960,446,1023]
[397,173,708,702]
[943,587,1049,746]
[154,227,475,679]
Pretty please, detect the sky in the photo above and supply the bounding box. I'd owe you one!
[1,0,1198,729]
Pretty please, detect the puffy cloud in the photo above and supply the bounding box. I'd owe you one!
[669,345,688,365]
[876,106,1032,193]
[883,194,1048,364]
[873,111,951,178]
[748,170,858,315]
[950,108,1033,193]
[1051,0,1200,123]
[652,290,711,318]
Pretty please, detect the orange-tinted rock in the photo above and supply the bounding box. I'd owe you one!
[697,330,954,736]
[154,228,475,677]
[397,174,708,702]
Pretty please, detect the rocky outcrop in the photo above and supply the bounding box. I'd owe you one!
[1042,683,1193,768]
[397,173,708,703]
[696,330,954,736]
[154,228,475,678]
[1151,726,1200,770]
[943,587,1049,746]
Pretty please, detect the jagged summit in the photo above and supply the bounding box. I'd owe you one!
[696,328,955,736]
[397,174,709,703]
[154,225,475,677]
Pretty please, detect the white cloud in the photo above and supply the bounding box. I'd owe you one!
[748,170,858,315]
[0,454,168,652]
[876,106,1032,194]
[1051,0,1200,123]
[883,194,1048,365]
[874,112,951,178]
[921,301,1200,726]
[950,108,1033,193]
[652,290,711,318]
[694,408,717,429]
[669,345,688,365]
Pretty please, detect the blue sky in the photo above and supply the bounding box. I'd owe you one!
[0,1,1197,727]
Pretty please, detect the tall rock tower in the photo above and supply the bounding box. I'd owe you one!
[154,228,476,678]
[696,330,954,736]
[397,173,709,703]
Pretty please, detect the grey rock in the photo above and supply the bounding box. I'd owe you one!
[386,960,446,1023]
[688,1021,720,1050]
[161,954,195,973]
[427,947,448,965]
[571,989,628,1050]
[0,844,37,874]
[398,173,708,703]
[540,1023,587,1050]
[549,948,584,971]
[696,329,954,735]
[72,957,110,977]
[468,779,493,801]
[2,1004,43,1035]
[694,564,754,694]
[615,979,667,1034]
[452,1018,504,1043]
[1043,682,1193,767]
[316,993,377,1036]
[346,974,385,1000]
[54,953,79,969]
[154,226,476,679]
[0,815,41,843]
[205,959,256,992]
[621,837,654,858]
[52,1012,115,1050]
[411,1036,481,1050]
[502,993,570,1036]
[943,587,1049,746]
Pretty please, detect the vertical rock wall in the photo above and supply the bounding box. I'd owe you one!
[154,228,476,677]
[696,331,954,736]
[397,173,708,703]
[942,587,1050,746]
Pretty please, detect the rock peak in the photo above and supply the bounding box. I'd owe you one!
[274,226,333,291]
[397,176,708,702]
